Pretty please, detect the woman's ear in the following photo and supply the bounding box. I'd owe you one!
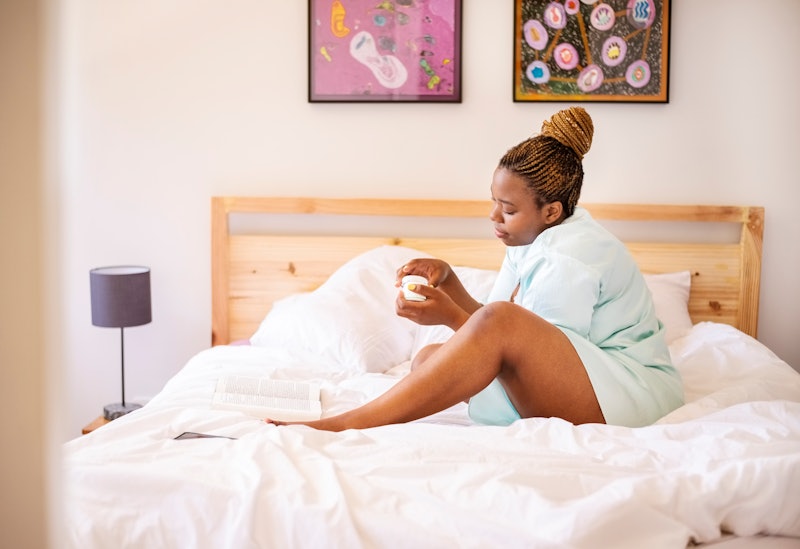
[543,201,563,223]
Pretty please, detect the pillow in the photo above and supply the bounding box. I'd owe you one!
[250,246,432,373]
[410,266,499,357]
[643,271,693,344]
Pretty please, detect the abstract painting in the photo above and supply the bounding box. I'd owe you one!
[309,0,462,102]
[514,0,670,102]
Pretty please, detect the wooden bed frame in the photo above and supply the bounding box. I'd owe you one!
[211,197,764,346]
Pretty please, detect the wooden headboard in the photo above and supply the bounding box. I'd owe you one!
[211,197,764,345]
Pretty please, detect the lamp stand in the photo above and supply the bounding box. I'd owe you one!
[103,326,142,420]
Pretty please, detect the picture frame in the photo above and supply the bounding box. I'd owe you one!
[514,0,671,103]
[308,0,462,103]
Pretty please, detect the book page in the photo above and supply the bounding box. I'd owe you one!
[212,376,322,421]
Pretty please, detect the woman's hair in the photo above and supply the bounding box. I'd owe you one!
[497,106,594,217]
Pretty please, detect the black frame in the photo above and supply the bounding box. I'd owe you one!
[308,0,463,103]
[514,0,671,103]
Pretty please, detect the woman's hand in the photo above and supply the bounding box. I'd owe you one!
[395,283,470,330]
[395,258,452,289]
[394,258,482,330]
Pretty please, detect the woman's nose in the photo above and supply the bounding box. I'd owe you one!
[489,204,501,223]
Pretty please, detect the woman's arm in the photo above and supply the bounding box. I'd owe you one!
[435,272,483,315]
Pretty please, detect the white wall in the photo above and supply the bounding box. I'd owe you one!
[56,0,800,437]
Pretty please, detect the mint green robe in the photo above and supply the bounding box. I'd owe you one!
[468,207,684,427]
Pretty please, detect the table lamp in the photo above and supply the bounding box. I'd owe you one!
[90,266,152,420]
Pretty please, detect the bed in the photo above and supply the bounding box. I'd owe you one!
[63,197,800,549]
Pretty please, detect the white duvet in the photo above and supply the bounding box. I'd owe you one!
[63,322,800,549]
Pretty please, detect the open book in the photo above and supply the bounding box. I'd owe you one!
[212,375,322,422]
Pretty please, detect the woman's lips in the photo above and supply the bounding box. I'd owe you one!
[494,227,508,239]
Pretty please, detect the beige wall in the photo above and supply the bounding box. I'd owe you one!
[0,0,52,546]
[55,0,800,437]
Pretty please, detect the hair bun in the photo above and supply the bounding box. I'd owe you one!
[540,106,594,159]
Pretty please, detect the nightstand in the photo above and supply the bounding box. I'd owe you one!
[82,416,111,435]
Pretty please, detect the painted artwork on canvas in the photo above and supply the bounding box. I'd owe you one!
[309,0,462,102]
[514,0,670,102]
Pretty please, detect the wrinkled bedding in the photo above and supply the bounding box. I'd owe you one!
[63,322,800,549]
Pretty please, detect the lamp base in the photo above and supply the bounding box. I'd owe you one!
[103,402,142,420]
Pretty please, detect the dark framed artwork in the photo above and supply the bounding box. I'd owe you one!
[514,0,670,103]
[308,0,462,102]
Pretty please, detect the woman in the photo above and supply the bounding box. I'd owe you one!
[267,106,683,431]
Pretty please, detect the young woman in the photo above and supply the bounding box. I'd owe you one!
[267,106,683,431]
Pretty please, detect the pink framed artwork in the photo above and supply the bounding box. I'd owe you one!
[308,0,462,102]
[514,0,671,103]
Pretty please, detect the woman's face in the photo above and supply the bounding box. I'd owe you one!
[489,167,562,247]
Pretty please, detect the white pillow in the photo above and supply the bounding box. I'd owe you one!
[410,266,499,356]
[250,246,431,373]
[643,271,693,344]
[250,244,691,372]
[410,268,692,354]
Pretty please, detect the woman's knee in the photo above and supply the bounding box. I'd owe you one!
[471,301,509,322]
[466,302,559,356]
[467,301,532,334]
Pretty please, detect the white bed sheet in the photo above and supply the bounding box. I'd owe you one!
[63,322,800,549]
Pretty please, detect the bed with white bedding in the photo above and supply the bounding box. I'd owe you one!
[63,198,800,549]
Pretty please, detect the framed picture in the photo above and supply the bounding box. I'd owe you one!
[514,0,671,103]
[308,0,462,103]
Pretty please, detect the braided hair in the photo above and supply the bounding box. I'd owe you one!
[497,106,594,218]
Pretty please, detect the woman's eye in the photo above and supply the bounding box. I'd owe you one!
[503,210,515,216]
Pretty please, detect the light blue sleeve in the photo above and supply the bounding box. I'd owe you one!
[515,253,600,337]
[486,254,518,303]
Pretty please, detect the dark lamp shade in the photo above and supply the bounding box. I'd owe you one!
[90,266,152,328]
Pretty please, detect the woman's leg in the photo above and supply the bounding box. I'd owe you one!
[410,343,442,371]
[267,302,604,431]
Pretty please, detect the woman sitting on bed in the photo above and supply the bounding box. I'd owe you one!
[267,106,684,431]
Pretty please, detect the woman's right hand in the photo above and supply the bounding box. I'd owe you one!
[395,258,452,289]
